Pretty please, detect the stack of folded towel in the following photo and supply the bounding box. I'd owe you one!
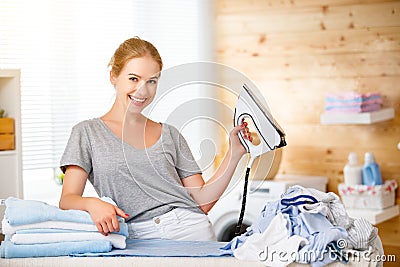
[1,197,128,258]
[325,91,382,113]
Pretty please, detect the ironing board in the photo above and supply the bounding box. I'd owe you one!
[0,238,379,267]
[0,256,377,267]
[0,235,379,267]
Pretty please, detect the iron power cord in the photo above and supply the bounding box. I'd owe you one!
[234,167,251,236]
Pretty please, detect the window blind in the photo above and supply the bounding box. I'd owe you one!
[0,0,213,171]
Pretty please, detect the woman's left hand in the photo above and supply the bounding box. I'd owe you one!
[229,121,252,157]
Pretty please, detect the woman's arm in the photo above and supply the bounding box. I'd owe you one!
[59,165,129,235]
[182,123,250,213]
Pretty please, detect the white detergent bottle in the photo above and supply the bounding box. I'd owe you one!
[362,152,383,186]
[343,152,363,185]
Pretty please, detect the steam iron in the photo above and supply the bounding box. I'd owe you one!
[233,83,286,235]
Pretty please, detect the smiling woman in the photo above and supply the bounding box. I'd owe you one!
[107,38,162,121]
[57,37,251,242]
[0,0,215,205]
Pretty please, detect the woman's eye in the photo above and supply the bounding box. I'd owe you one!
[129,77,138,81]
[148,79,157,84]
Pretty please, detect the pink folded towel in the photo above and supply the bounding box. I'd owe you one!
[325,91,382,113]
[325,103,381,113]
[325,92,381,102]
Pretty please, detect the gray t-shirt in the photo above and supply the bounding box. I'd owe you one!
[60,118,203,222]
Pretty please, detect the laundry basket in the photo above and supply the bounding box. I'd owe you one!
[338,180,397,210]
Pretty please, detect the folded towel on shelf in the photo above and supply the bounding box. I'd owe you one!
[0,239,112,258]
[325,92,382,103]
[325,103,381,113]
[324,91,383,113]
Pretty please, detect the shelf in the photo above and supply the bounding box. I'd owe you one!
[0,150,17,156]
[0,69,22,232]
[0,69,20,78]
[345,205,399,225]
[320,108,394,125]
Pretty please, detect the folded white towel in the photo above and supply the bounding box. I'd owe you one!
[10,232,126,249]
[2,218,128,237]
[2,218,96,235]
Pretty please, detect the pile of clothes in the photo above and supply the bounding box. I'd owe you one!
[221,186,384,267]
[324,91,383,113]
[1,197,128,258]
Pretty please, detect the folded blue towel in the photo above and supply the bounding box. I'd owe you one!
[4,197,123,226]
[14,223,129,237]
[72,238,232,257]
[0,240,112,258]
[3,217,128,237]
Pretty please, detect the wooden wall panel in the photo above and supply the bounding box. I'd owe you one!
[217,1,400,33]
[217,0,400,258]
[218,52,400,79]
[218,27,400,55]
[217,0,397,13]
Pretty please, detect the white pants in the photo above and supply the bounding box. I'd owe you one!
[128,208,217,241]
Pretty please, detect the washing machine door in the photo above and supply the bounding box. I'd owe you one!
[210,210,254,242]
[208,181,266,241]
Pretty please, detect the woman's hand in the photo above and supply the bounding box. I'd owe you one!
[86,198,129,236]
[181,120,254,213]
[60,166,129,236]
[229,120,253,157]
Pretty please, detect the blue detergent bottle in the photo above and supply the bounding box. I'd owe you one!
[362,152,383,186]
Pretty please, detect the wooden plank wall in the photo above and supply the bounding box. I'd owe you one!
[216,0,400,261]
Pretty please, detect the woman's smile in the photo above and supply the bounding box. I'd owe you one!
[129,95,147,106]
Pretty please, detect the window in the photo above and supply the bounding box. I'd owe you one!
[0,0,214,204]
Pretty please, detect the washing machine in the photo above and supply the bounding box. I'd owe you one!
[207,174,328,241]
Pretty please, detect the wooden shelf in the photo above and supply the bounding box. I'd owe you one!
[0,69,22,232]
[0,150,17,156]
[0,69,20,78]
[320,108,394,125]
[345,205,399,225]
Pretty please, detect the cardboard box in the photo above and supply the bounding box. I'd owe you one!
[0,118,15,150]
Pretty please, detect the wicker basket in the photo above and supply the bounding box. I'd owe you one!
[338,180,397,210]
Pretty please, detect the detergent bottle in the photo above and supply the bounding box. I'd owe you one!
[362,152,383,186]
[343,152,363,185]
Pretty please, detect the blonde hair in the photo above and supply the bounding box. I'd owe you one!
[108,37,163,76]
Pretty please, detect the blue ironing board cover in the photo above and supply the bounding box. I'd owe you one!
[71,238,232,258]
